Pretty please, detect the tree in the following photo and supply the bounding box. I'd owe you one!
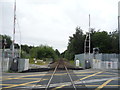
[64,28,119,60]
[109,30,119,53]
[30,45,57,60]
[21,44,31,54]
[65,27,85,60]
[1,34,12,49]
[91,30,118,53]
[55,49,60,57]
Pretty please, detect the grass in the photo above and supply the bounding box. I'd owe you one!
[6,70,17,73]
[29,58,50,65]
[69,60,75,65]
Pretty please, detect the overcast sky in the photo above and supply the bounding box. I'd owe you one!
[0,0,119,53]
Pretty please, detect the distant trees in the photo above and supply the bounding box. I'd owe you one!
[30,45,57,60]
[0,34,59,60]
[55,49,61,57]
[1,27,119,61]
[91,29,118,53]
[1,34,12,49]
[63,27,85,60]
[63,27,119,60]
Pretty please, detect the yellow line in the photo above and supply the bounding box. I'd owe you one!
[52,85,66,90]
[79,72,103,81]
[95,79,113,90]
[75,72,96,73]
[76,85,120,87]
[2,81,39,88]
[107,85,120,86]
[52,71,103,89]
[1,73,75,81]
[2,74,46,81]
[76,75,116,76]
[2,79,47,89]
[3,77,42,80]
[96,75,116,76]
[0,84,16,86]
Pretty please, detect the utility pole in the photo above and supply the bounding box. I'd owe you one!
[84,14,91,69]
[84,14,91,55]
[19,29,21,58]
[12,0,16,58]
[118,1,120,70]
[88,14,91,55]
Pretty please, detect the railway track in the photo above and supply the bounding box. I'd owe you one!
[45,60,76,90]
[33,60,86,90]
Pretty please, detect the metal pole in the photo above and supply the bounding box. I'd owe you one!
[118,16,120,70]
[16,18,21,58]
[89,14,91,55]
[12,0,16,58]
[118,1,120,70]
[19,30,21,58]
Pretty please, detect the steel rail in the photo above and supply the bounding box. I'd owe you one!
[64,63,77,90]
[45,62,59,90]
[45,60,77,90]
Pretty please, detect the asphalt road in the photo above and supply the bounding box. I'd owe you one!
[1,69,120,90]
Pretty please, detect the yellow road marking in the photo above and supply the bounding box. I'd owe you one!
[76,74,116,76]
[52,71,103,89]
[52,85,67,90]
[96,75,116,76]
[2,81,39,89]
[79,72,103,81]
[0,84,16,86]
[3,77,43,80]
[95,79,113,90]
[2,73,116,81]
[75,71,96,73]
[1,73,72,81]
[107,85,120,86]
[76,85,120,87]
[1,74,46,81]
[2,79,47,89]
[54,73,66,75]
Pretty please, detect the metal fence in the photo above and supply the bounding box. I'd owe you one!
[1,57,29,72]
[75,53,119,69]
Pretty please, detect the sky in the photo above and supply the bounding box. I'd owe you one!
[0,0,119,53]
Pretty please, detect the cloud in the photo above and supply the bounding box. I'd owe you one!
[0,0,119,53]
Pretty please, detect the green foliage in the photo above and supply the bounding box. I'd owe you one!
[30,45,57,60]
[0,34,12,49]
[55,49,61,57]
[21,50,30,58]
[64,27,85,60]
[21,44,33,54]
[69,60,74,65]
[62,27,119,60]
[91,30,119,53]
